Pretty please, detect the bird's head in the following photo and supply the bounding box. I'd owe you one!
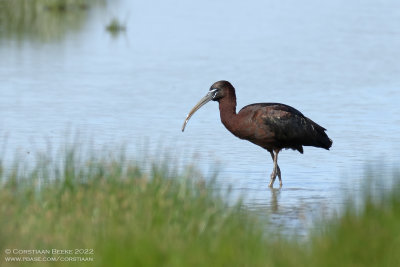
[208,80,234,101]
[181,80,235,132]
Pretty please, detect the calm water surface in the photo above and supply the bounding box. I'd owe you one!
[1,0,400,234]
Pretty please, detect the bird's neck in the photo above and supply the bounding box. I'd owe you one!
[218,94,237,131]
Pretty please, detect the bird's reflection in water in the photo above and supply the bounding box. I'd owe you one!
[241,185,336,238]
[269,188,281,213]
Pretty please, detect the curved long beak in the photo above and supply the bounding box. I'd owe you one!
[181,90,214,132]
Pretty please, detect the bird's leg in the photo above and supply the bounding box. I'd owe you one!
[277,165,282,187]
[270,151,282,181]
[269,151,277,187]
[268,150,282,188]
[275,150,282,187]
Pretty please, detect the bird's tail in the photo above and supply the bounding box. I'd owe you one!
[307,118,333,150]
[318,134,333,150]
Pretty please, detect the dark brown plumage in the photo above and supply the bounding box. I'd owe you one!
[182,80,332,187]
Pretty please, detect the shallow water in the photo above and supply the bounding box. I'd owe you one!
[1,0,400,235]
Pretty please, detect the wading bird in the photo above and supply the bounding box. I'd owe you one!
[182,81,332,188]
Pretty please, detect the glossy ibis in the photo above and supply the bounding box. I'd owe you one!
[182,80,332,188]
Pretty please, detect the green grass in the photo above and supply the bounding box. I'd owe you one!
[308,174,400,267]
[1,148,400,266]
[0,0,106,42]
[105,18,126,36]
[0,149,276,266]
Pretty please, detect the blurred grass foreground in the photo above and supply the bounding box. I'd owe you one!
[1,147,400,266]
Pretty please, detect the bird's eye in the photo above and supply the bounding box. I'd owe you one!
[210,88,218,99]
